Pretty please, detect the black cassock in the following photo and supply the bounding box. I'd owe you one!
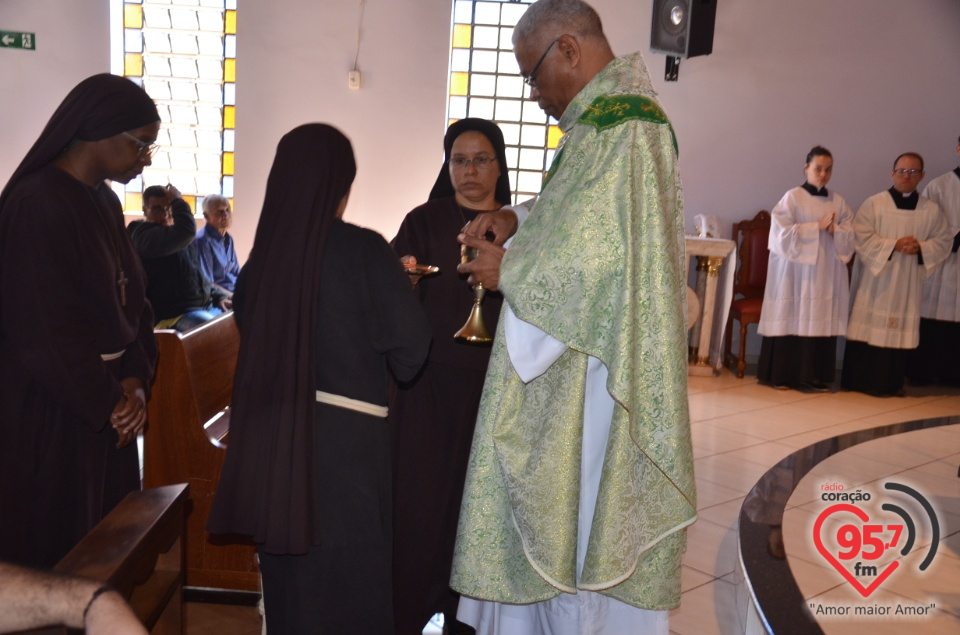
[0,165,155,568]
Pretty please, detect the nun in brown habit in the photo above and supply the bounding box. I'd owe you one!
[0,74,160,568]
[208,124,431,633]
[389,118,511,635]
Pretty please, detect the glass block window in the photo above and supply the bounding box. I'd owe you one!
[112,0,236,213]
[448,0,560,204]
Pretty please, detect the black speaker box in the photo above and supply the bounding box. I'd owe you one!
[650,0,716,59]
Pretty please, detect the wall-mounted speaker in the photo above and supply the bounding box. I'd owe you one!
[650,0,717,59]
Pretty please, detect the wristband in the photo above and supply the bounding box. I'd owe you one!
[83,584,113,622]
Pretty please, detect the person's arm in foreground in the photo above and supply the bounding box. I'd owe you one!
[0,562,147,634]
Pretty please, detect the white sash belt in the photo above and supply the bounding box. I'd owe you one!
[100,349,126,362]
[315,390,388,418]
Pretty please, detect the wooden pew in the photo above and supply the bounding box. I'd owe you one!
[16,484,188,635]
[143,312,259,591]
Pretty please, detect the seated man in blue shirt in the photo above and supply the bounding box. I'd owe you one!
[128,184,231,332]
[195,194,241,294]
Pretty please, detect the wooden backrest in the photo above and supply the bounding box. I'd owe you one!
[16,485,188,635]
[732,211,771,300]
[143,312,258,591]
[180,316,239,429]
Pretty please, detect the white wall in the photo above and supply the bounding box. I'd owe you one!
[0,1,110,185]
[230,0,960,262]
[662,0,960,238]
[231,0,454,256]
[2,0,959,269]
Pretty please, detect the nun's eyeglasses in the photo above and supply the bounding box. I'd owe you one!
[450,156,498,170]
[122,132,161,158]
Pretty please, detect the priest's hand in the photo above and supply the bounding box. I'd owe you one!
[894,236,920,255]
[463,209,518,247]
[111,378,147,449]
[458,233,504,291]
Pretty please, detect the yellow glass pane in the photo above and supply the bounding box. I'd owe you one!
[124,53,143,77]
[223,152,235,176]
[450,72,469,97]
[124,4,143,29]
[225,10,237,35]
[125,192,143,213]
[223,105,236,129]
[547,125,563,149]
[224,58,236,83]
[181,195,196,211]
[452,24,472,48]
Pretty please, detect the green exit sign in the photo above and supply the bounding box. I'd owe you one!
[1,31,36,50]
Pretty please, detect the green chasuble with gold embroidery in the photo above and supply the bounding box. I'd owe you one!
[450,53,697,610]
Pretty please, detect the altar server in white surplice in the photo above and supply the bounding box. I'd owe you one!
[842,152,953,397]
[757,146,855,391]
[908,136,960,386]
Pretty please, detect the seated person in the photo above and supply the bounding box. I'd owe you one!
[128,184,231,331]
[195,194,241,294]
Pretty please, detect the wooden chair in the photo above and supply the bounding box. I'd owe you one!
[724,211,771,378]
[16,484,189,635]
[143,312,259,591]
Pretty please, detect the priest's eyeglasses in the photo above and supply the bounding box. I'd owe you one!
[523,38,560,89]
[893,168,922,176]
[450,156,498,170]
[122,131,161,158]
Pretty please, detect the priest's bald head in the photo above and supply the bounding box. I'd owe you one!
[512,0,615,121]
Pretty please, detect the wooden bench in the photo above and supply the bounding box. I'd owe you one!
[16,484,188,635]
[143,312,259,591]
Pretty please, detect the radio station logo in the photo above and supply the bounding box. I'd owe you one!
[812,481,939,598]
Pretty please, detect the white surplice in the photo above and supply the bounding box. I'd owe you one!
[846,191,952,349]
[758,187,855,337]
[920,170,960,321]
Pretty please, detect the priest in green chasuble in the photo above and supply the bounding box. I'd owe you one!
[451,1,696,633]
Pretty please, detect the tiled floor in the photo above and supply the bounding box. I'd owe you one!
[777,426,960,634]
[670,369,960,635]
[183,368,960,634]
